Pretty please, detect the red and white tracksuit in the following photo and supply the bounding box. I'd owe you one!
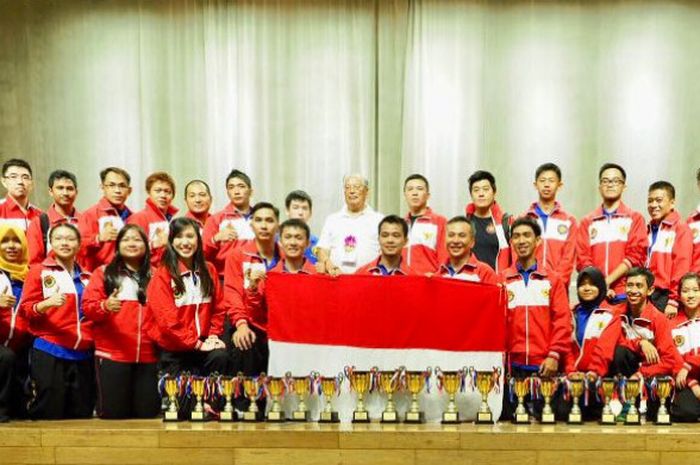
[404,208,447,274]
[465,202,513,274]
[26,204,81,265]
[0,272,30,353]
[0,195,42,232]
[437,254,498,285]
[355,257,416,276]
[78,198,132,272]
[127,198,179,267]
[687,207,700,274]
[202,204,254,276]
[671,313,700,388]
[523,202,577,285]
[564,304,622,376]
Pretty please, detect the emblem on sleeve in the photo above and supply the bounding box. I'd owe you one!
[674,335,685,347]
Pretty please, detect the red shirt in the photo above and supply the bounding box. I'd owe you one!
[26,204,82,265]
[687,207,700,274]
[437,254,498,285]
[202,204,254,276]
[645,210,692,306]
[404,208,447,274]
[78,198,132,272]
[0,195,42,232]
[523,202,577,285]
[127,198,179,267]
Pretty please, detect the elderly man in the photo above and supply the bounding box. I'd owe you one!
[316,174,383,274]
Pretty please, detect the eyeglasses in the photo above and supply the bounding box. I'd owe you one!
[600,178,624,186]
[3,174,32,182]
[103,182,129,190]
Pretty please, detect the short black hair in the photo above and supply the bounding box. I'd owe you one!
[510,216,541,238]
[184,179,211,197]
[378,214,408,237]
[627,267,655,288]
[468,170,496,192]
[695,167,700,183]
[100,167,131,184]
[251,201,279,220]
[226,169,252,189]
[285,190,313,210]
[648,180,675,200]
[403,173,430,191]
[598,163,626,182]
[279,218,310,240]
[48,170,78,188]
[2,158,33,177]
[446,215,474,235]
[535,163,561,181]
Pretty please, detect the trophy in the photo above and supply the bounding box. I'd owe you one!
[567,375,584,424]
[436,367,465,424]
[218,375,238,422]
[190,376,206,421]
[291,375,312,421]
[345,366,373,423]
[404,368,431,423]
[539,376,558,424]
[655,376,673,425]
[600,377,617,425]
[265,376,286,422]
[511,377,531,424]
[163,375,180,422]
[241,374,265,421]
[623,377,641,425]
[319,373,342,423]
[472,367,500,424]
[378,369,401,423]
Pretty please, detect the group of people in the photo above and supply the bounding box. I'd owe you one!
[0,157,699,423]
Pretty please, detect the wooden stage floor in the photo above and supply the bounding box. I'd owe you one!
[1,419,699,465]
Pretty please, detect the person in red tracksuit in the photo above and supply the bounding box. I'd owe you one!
[356,215,416,276]
[0,158,42,232]
[435,216,498,284]
[688,169,700,274]
[576,163,647,301]
[83,224,160,419]
[670,272,700,422]
[127,172,179,267]
[645,181,692,317]
[499,217,571,421]
[523,163,577,287]
[78,167,133,272]
[402,174,447,274]
[20,223,94,419]
[183,180,212,233]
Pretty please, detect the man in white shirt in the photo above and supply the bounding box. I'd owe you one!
[316,174,383,274]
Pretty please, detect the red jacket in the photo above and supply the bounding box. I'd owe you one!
[645,210,692,306]
[687,208,700,274]
[127,198,179,267]
[147,261,224,352]
[564,304,622,376]
[618,301,683,377]
[185,210,210,234]
[404,208,447,274]
[355,257,416,276]
[0,272,30,352]
[465,202,513,274]
[671,313,700,387]
[0,195,42,232]
[500,263,571,366]
[523,202,577,285]
[20,258,93,351]
[78,198,132,272]
[202,204,254,275]
[576,202,648,294]
[26,204,82,265]
[437,254,498,285]
[83,265,157,363]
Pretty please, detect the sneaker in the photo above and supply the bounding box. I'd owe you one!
[616,402,630,422]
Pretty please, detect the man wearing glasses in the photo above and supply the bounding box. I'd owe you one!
[576,163,647,301]
[78,167,133,272]
[0,158,42,231]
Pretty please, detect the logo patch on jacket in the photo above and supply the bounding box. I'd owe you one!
[557,224,568,235]
[43,275,56,289]
[674,334,685,347]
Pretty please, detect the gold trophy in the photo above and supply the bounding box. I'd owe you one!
[567,375,584,424]
[404,368,431,423]
[378,369,401,423]
[163,375,180,422]
[292,375,312,421]
[600,377,617,425]
[655,376,673,425]
[345,366,372,423]
[319,373,342,423]
[539,377,558,424]
[511,377,531,424]
[623,377,641,425]
[265,376,286,422]
[190,376,206,421]
[241,374,265,421]
[436,367,465,424]
[218,375,238,422]
[472,367,500,424]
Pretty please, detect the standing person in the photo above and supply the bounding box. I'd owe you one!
[284,190,318,265]
[576,163,647,301]
[435,216,498,284]
[356,215,415,276]
[78,167,133,272]
[184,180,213,232]
[0,158,42,231]
[523,163,577,286]
[26,170,81,265]
[202,169,255,277]
[20,223,94,419]
[465,170,513,274]
[671,273,700,422]
[0,226,31,421]
[403,174,447,274]
[127,172,179,267]
[686,168,700,273]
[83,225,160,419]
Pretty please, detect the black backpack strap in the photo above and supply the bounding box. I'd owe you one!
[501,213,512,244]
[40,213,50,253]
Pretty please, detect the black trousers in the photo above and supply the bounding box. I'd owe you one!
[0,346,15,421]
[671,388,700,422]
[0,345,30,421]
[27,348,95,420]
[650,288,670,313]
[230,325,269,411]
[95,357,160,419]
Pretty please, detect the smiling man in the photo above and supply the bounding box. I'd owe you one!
[436,216,497,284]
[0,158,42,231]
[183,180,213,232]
[356,215,414,276]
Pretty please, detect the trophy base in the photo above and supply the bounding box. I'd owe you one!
[219,411,236,422]
[600,413,616,425]
[292,410,309,422]
[567,413,582,425]
[404,411,425,424]
[513,412,530,424]
[352,410,370,423]
[442,411,460,424]
[190,411,206,422]
[475,412,493,424]
[319,411,339,423]
[241,410,265,422]
[655,413,671,426]
[540,413,555,424]
[381,411,399,423]
[163,411,179,422]
[624,413,641,425]
[267,410,286,422]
